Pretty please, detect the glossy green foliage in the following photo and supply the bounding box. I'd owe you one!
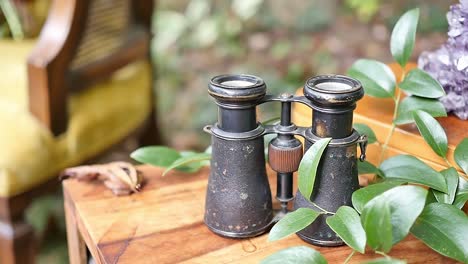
[298,138,331,202]
[268,208,320,242]
[326,206,366,253]
[348,59,396,98]
[390,8,419,67]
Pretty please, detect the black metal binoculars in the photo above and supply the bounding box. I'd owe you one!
[203,74,368,246]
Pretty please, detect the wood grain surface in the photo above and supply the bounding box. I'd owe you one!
[63,165,457,264]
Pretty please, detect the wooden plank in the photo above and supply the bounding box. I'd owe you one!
[63,165,456,263]
[64,190,87,264]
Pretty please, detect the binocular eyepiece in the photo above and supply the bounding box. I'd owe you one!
[204,73,367,246]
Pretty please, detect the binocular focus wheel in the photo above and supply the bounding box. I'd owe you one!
[268,143,303,173]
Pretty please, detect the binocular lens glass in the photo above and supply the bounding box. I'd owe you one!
[221,80,256,87]
[315,81,352,92]
[212,74,263,89]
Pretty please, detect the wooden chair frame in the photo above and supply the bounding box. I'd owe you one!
[0,1,160,263]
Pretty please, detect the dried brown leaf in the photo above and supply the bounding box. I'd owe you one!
[60,162,143,196]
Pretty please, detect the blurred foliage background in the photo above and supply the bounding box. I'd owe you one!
[152,0,454,151]
[0,0,457,263]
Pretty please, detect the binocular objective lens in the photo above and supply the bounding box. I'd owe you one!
[221,80,256,87]
[315,81,353,92]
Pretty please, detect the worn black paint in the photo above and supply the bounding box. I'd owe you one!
[205,74,273,238]
[205,136,273,238]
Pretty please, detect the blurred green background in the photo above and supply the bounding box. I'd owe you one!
[0,0,457,263]
[152,0,454,151]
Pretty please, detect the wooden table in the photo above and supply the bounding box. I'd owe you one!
[63,165,455,264]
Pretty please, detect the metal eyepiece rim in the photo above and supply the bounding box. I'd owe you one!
[208,74,267,102]
[210,74,264,89]
[303,75,364,106]
[305,75,362,94]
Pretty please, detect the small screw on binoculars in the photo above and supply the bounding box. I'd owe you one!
[203,73,368,246]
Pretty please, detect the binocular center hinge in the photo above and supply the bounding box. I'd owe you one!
[357,135,368,162]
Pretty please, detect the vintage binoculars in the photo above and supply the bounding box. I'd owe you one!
[203,74,368,246]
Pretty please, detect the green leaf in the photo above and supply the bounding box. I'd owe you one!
[413,110,448,157]
[347,59,396,98]
[411,203,468,263]
[454,192,468,209]
[366,186,428,244]
[298,138,331,202]
[361,197,393,252]
[454,177,468,209]
[425,189,438,205]
[260,246,328,264]
[455,138,468,175]
[380,155,447,192]
[390,8,419,67]
[363,258,407,264]
[399,69,445,98]
[394,96,447,125]
[162,153,211,176]
[433,168,459,204]
[354,123,377,144]
[326,206,366,253]
[458,176,468,195]
[130,146,181,167]
[352,181,402,213]
[176,151,211,172]
[358,160,384,177]
[268,208,320,241]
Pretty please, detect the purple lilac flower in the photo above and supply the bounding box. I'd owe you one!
[418,0,468,120]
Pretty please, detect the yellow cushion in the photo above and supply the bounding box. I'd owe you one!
[65,61,151,164]
[0,40,36,109]
[0,42,151,196]
[0,102,60,197]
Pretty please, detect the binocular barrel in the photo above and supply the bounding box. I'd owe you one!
[294,75,364,246]
[204,73,366,244]
[204,75,273,238]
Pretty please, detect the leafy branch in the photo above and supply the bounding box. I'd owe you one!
[130,146,211,175]
[264,8,468,264]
